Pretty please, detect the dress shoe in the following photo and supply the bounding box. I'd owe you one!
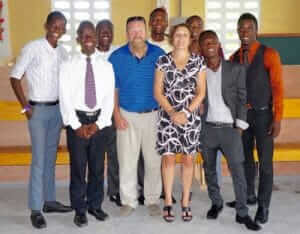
[74,213,88,227]
[255,206,269,224]
[236,215,261,231]
[30,212,47,229]
[226,197,257,208]
[120,205,135,217]
[160,194,177,204]
[109,193,122,207]
[206,204,223,219]
[138,194,145,205]
[43,201,73,213]
[88,208,109,221]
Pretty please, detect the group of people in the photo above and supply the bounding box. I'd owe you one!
[10,6,283,232]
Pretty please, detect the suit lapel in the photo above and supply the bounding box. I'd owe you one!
[221,60,230,101]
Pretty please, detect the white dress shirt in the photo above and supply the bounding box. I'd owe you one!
[97,45,118,61]
[206,63,248,130]
[59,50,115,130]
[148,38,172,53]
[10,38,69,101]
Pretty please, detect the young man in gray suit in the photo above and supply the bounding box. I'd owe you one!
[199,30,261,231]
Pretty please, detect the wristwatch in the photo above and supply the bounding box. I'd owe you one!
[182,107,192,118]
[21,104,31,114]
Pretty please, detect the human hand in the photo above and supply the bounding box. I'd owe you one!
[268,120,281,138]
[114,112,128,130]
[75,125,90,139]
[170,112,188,125]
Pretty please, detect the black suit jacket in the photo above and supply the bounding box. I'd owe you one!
[203,60,247,124]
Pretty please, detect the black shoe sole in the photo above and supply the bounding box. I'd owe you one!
[88,210,108,221]
[74,221,88,227]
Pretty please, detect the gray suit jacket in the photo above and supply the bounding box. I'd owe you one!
[203,60,247,123]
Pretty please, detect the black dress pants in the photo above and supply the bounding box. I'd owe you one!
[202,125,248,217]
[67,126,106,213]
[103,124,120,196]
[242,108,274,208]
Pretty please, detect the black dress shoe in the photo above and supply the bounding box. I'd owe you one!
[226,197,257,208]
[88,208,109,221]
[236,215,261,231]
[43,201,73,213]
[74,213,88,227]
[255,206,269,224]
[206,204,223,219]
[109,193,122,207]
[138,194,145,205]
[30,213,47,229]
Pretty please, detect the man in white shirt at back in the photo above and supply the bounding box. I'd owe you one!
[95,19,121,207]
[10,11,72,229]
[148,7,172,53]
[59,21,115,227]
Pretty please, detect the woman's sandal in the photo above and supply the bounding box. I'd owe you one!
[163,206,175,223]
[182,206,193,222]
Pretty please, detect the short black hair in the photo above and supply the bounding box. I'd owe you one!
[96,19,113,33]
[149,7,168,21]
[199,30,219,44]
[46,11,67,25]
[77,20,95,36]
[238,12,258,30]
[185,15,203,25]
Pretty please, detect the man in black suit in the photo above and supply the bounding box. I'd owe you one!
[199,30,261,231]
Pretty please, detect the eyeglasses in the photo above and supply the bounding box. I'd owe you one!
[126,16,146,26]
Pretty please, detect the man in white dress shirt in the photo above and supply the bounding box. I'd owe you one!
[148,7,172,53]
[10,11,72,229]
[95,20,121,207]
[59,21,115,227]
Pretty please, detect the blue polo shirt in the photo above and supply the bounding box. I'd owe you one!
[109,41,165,112]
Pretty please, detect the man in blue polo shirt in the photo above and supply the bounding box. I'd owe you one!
[109,16,164,217]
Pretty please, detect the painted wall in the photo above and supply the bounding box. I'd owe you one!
[6,0,300,58]
[260,0,300,33]
[8,0,51,58]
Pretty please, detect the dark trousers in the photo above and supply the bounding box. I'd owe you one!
[202,125,248,217]
[242,109,274,208]
[67,126,106,213]
[103,125,120,196]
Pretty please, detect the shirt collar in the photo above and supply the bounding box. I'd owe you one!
[43,37,58,53]
[125,41,152,58]
[238,40,260,57]
[79,49,100,61]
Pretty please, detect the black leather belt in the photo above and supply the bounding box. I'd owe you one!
[76,110,100,117]
[206,122,233,128]
[247,104,270,111]
[29,100,59,106]
[137,107,159,114]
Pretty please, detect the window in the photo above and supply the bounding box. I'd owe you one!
[205,0,260,58]
[52,0,111,54]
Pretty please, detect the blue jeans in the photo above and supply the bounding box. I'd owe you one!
[27,104,62,211]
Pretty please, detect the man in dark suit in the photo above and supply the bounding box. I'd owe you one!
[227,13,284,224]
[199,30,261,231]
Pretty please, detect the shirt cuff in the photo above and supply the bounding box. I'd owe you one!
[96,119,112,130]
[70,119,81,130]
[236,119,249,130]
